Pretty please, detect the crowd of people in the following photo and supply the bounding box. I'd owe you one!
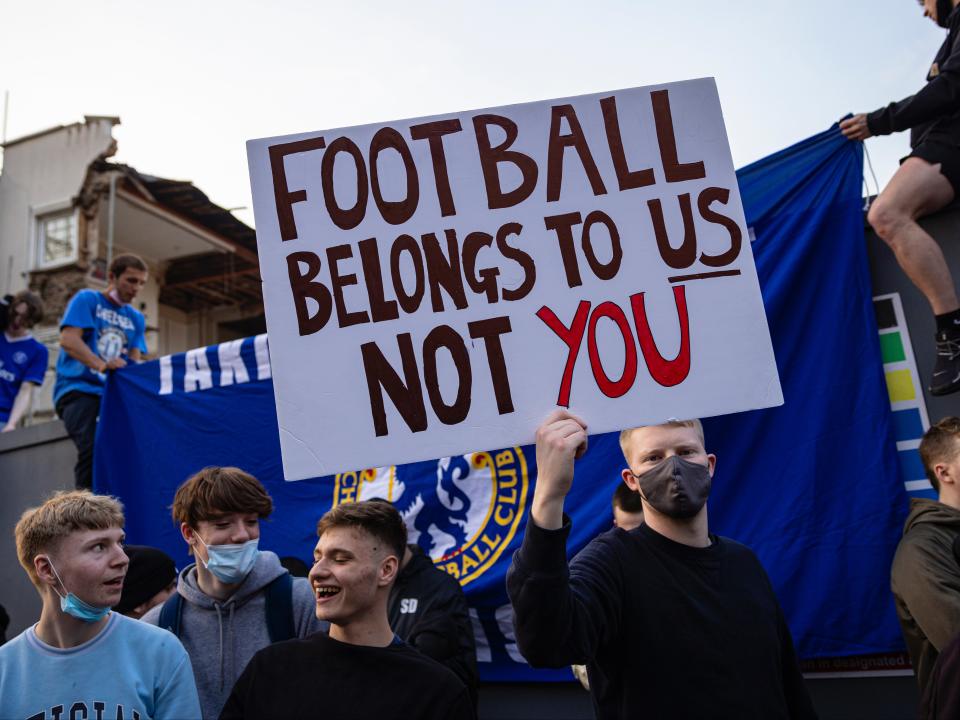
[0,412,959,718]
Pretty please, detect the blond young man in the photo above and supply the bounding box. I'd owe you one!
[141,466,324,720]
[0,490,201,719]
[220,501,474,720]
[891,416,960,693]
[507,410,815,720]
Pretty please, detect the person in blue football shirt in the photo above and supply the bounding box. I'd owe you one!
[1,489,201,719]
[0,289,48,432]
[54,254,148,489]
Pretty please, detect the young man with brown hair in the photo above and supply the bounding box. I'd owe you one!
[0,490,201,719]
[891,416,960,693]
[54,253,149,488]
[0,289,48,432]
[507,410,815,720]
[220,500,475,720]
[141,466,324,720]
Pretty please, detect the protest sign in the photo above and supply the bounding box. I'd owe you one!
[246,78,782,479]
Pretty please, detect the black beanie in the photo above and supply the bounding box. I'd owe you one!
[114,545,177,614]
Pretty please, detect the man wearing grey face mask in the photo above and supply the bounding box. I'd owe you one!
[506,410,817,720]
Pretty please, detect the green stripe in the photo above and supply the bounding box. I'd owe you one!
[880,332,906,364]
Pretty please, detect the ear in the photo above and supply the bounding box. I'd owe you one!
[378,554,399,587]
[180,522,198,556]
[622,469,639,491]
[33,554,59,590]
[707,453,717,478]
[935,461,955,487]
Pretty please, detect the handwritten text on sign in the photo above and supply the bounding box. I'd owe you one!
[247,79,782,479]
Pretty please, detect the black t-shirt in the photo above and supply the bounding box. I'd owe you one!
[219,631,475,720]
[506,519,818,720]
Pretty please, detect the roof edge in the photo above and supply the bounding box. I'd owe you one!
[2,116,120,149]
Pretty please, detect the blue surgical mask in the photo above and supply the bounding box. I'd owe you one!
[46,559,111,623]
[196,535,260,584]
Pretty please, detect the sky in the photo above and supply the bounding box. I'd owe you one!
[0,0,946,229]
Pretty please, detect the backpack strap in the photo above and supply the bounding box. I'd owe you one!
[264,572,295,643]
[158,591,183,637]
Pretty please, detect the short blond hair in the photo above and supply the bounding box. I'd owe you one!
[619,419,705,459]
[15,490,125,590]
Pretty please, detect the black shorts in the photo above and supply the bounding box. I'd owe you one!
[904,141,960,195]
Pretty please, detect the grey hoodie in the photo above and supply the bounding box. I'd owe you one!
[142,550,325,720]
[890,498,960,694]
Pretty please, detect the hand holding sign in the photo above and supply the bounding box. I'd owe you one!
[531,409,589,530]
[246,78,782,479]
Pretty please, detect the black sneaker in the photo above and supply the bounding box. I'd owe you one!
[930,330,960,396]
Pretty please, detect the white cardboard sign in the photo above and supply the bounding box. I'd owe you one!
[247,78,783,480]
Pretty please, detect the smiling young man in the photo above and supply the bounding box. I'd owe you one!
[54,254,149,488]
[0,490,201,719]
[141,466,324,720]
[507,410,816,720]
[220,500,475,720]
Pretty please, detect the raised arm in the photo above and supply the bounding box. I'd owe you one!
[506,410,624,667]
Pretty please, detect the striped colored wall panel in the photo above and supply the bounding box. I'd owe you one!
[873,294,935,499]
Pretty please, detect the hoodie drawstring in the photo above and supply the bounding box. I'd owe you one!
[214,602,225,691]
[228,602,236,689]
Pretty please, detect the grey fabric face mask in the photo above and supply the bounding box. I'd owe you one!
[632,455,712,519]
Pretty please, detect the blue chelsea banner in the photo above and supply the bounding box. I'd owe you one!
[95,123,907,681]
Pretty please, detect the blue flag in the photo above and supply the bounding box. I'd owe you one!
[95,124,906,680]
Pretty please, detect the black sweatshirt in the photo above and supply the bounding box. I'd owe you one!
[867,8,960,148]
[506,518,817,720]
[388,545,479,707]
[219,631,475,720]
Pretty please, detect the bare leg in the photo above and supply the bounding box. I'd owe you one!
[867,157,959,315]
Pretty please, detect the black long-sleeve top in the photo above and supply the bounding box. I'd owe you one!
[867,8,960,148]
[506,518,818,720]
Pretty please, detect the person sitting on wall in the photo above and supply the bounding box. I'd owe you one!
[841,0,960,396]
[507,410,817,719]
[0,290,48,433]
[0,490,201,718]
[220,500,475,720]
[891,416,960,695]
[54,254,148,489]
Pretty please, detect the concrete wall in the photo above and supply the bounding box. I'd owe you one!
[0,421,74,638]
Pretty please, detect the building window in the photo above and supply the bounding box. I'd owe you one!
[36,210,78,268]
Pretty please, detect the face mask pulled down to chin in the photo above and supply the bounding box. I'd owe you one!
[632,455,712,520]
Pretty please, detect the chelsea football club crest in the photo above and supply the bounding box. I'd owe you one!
[333,448,528,586]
